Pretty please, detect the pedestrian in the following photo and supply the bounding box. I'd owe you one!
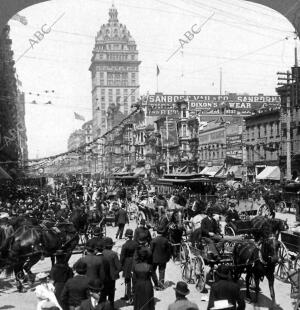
[76,244,106,283]
[133,248,159,310]
[35,272,62,310]
[50,250,74,308]
[86,227,104,253]
[120,228,138,302]
[134,219,152,245]
[207,265,245,310]
[115,203,129,239]
[150,227,172,289]
[100,237,121,308]
[61,261,89,310]
[167,281,199,310]
[79,279,113,310]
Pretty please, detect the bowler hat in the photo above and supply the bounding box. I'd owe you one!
[215,265,231,280]
[103,237,114,247]
[88,279,103,292]
[74,261,87,274]
[125,228,133,237]
[173,281,190,296]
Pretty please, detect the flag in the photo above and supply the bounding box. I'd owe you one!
[74,112,85,121]
[11,13,28,25]
[156,65,160,76]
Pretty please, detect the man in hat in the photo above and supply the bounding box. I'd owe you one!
[150,226,172,289]
[133,219,152,245]
[225,202,240,224]
[207,265,245,310]
[79,279,113,310]
[115,203,129,239]
[100,237,121,308]
[201,208,222,261]
[167,281,199,310]
[120,228,138,301]
[86,227,104,253]
[77,243,106,284]
[61,261,89,310]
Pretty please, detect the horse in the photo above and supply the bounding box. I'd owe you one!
[167,209,185,260]
[232,236,280,306]
[0,212,83,292]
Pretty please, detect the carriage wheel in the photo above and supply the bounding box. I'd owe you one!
[294,255,300,270]
[258,204,271,217]
[275,241,290,282]
[182,261,193,283]
[224,226,235,236]
[275,201,286,213]
[193,256,206,292]
[179,242,189,264]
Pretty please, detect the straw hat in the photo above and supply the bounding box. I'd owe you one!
[210,300,234,309]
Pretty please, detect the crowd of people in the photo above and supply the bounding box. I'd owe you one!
[0,177,262,310]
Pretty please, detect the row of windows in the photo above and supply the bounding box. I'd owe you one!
[246,122,280,139]
[100,54,136,61]
[96,65,138,71]
[97,44,136,51]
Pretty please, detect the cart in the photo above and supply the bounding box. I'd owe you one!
[288,269,300,310]
[275,231,300,282]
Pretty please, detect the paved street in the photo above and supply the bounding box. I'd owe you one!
[0,216,297,310]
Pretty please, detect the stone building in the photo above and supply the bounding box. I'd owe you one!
[90,5,141,138]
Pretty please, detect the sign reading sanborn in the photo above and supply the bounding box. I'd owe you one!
[145,94,280,116]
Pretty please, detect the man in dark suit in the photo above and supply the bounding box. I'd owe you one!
[120,229,138,301]
[115,204,129,239]
[133,219,152,245]
[86,227,104,252]
[76,244,105,283]
[207,265,245,310]
[61,261,89,310]
[79,279,113,310]
[100,237,121,308]
[150,227,172,288]
[201,208,222,260]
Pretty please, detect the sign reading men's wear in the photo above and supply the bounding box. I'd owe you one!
[145,94,280,116]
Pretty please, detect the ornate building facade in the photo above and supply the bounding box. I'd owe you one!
[90,5,141,138]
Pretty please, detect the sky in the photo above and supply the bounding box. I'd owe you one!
[7,0,297,159]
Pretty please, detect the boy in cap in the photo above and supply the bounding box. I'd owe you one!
[168,281,199,310]
[120,228,138,301]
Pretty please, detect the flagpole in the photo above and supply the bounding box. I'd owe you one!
[166,116,170,174]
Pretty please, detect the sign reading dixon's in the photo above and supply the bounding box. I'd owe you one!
[145,94,280,116]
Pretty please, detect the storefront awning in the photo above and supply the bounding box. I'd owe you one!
[0,166,12,180]
[256,166,280,181]
[199,166,223,177]
[133,167,145,177]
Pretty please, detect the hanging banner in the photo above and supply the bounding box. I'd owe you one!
[160,121,178,147]
[146,94,280,116]
[226,134,243,161]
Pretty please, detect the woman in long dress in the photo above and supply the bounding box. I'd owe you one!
[133,248,159,310]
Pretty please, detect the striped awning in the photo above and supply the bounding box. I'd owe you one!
[199,166,223,177]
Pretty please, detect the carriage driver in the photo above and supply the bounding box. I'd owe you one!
[225,201,240,223]
[201,208,222,261]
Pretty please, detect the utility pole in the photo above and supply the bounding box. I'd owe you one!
[277,70,294,181]
[220,67,223,96]
[166,116,170,174]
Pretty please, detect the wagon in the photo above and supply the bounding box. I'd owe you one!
[288,269,300,310]
[236,197,271,218]
[224,219,256,237]
[179,236,240,292]
[275,231,300,282]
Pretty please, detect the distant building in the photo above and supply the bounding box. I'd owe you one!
[67,129,85,151]
[90,4,141,138]
[244,110,281,178]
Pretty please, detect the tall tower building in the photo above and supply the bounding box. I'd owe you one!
[90,5,141,138]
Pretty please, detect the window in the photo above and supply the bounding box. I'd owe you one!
[257,125,260,138]
[182,108,187,118]
[131,55,135,60]
[101,89,105,95]
[131,96,135,103]
[116,89,120,96]
[270,123,273,137]
[131,73,136,84]
[182,124,187,137]
[264,124,267,136]
[101,102,105,109]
